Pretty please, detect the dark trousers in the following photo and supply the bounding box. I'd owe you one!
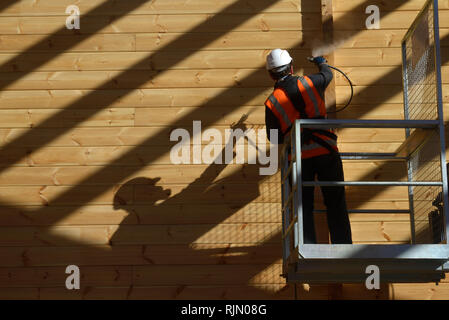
[301,152,353,244]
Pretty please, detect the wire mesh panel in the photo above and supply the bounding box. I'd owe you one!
[402,0,447,244]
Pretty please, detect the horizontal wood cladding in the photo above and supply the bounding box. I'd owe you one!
[0,203,410,227]
[0,0,311,16]
[0,142,407,166]
[0,185,408,206]
[332,0,449,12]
[0,0,447,300]
[0,220,412,247]
[0,284,294,300]
[0,161,407,185]
[334,11,449,30]
[0,14,313,35]
[0,50,309,72]
[1,65,449,89]
[0,264,285,287]
[1,28,449,53]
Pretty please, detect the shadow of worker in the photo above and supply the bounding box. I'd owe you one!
[107,126,286,298]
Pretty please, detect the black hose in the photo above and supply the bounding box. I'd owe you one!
[326,64,354,114]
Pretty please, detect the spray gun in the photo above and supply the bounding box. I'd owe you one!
[307,56,354,114]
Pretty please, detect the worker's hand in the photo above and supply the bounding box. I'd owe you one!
[311,56,327,65]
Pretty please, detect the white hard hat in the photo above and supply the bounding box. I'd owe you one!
[266,49,293,71]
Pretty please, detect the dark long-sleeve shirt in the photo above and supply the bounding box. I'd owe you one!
[265,64,334,144]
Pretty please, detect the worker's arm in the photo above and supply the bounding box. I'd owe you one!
[265,106,284,144]
[308,63,333,93]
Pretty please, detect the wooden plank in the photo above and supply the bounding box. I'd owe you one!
[25,284,295,300]
[339,142,403,154]
[0,31,315,53]
[0,50,310,73]
[10,283,449,300]
[334,29,449,49]
[0,34,136,53]
[0,265,132,287]
[0,201,412,227]
[335,66,449,86]
[11,65,431,90]
[136,106,265,126]
[0,182,282,206]
[0,85,413,110]
[135,31,310,51]
[0,224,282,246]
[389,283,449,299]
[0,161,406,186]
[336,85,404,104]
[337,128,405,142]
[0,219,414,247]
[0,164,280,186]
[0,126,406,148]
[0,0,311,16]
[0,142,406,167]
[0,88,272,109]
[133,105,409,125]
[0,102,427,128]
[0,13,315,35]
[335,104,405,119]
[8,65,403,89]
[333,0,446,12]
[321,0,337,115]
[133,264,285,286]
[0,108,135,128]
[334,48,402,67]
[0,69,277,90]
[0,202,410,227]
[0,203,282,226]
[0,244,283,267]
[334,66,402,86]
[334,11,449,30]
[349,221,411,242]
[395,129,435,158]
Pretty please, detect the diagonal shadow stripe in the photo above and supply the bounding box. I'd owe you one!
[0,0,429,230]
[0,0,152,84]
[0,0,410,175]
[0,1,442,296]
[0,0,18,14]
[0,0,285,176]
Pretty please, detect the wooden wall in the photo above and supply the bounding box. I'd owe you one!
[0,0,448,300]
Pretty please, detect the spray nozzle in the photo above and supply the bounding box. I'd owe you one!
[307,56,327,65]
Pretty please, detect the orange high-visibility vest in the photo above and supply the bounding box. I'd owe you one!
[265,75,338,159]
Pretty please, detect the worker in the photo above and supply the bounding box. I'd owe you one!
[264,48,352,244]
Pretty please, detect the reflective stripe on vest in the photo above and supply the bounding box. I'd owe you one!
[268,95,291,131]
[297,76,325,118]
[265,75,337,159]
[265,87,300,135]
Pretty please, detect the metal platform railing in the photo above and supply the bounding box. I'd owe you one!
[280,119,449,283]
[279,0,449,284]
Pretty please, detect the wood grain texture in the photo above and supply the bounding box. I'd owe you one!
[0,0,447,300]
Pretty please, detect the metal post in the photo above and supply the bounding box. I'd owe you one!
[290,128,298,252]
[280,137,290,269]
[433,0,449,243]
[402,40,416,244]
[294,120,304,247]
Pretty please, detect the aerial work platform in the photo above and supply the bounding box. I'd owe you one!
[280,0,449,284]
